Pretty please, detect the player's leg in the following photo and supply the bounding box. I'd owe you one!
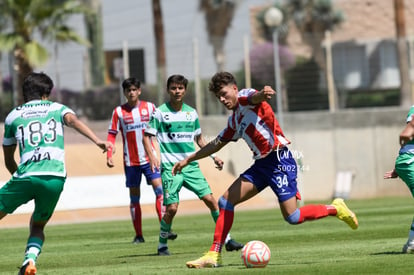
[210,177,258,252]
[144,163,177,240]
[151,179,164,221]
[185,166,243,251]
[143,163,164,221]
[124,166,144,243]
[129,186,144,243]
[157,171,182,255]
[0,211,6,219]
[199,193,243,251]
[395,154,414,253]
[270,147,358,229]
[20,219,47,275]
[186,177,258,268]
[19,176,64,275]
[158,202,178,255]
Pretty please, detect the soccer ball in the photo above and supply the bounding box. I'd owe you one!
[241,240,271,268]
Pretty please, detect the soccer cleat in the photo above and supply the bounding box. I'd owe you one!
[157,246,170,256]
[167,231,178,240]
[186,251,222,268]
[332,198,358,230]
[225,239,244,251]
[402,240,414,253]
[18,260,36,275]
[132,236,145,244]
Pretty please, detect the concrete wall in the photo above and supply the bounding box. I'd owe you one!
[198,107,410,201]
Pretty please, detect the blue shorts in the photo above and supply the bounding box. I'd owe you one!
[240,147,299,202]
[124,163,161,188]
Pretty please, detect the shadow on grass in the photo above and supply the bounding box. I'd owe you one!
[371,251,405,255]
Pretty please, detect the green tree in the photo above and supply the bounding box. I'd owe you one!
[256,0,343,111]
[285,0,344,72]
[199,0,237,72]
[0,0,90,106]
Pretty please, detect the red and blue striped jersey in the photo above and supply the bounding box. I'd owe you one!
[218,88,290,159]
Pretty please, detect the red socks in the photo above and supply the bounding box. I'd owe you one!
[210,208,234,252]
[130,203,142,237]
[298,204,337,223]
[155,194,165,222]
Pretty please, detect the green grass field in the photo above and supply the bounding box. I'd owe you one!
[1,197,414,274]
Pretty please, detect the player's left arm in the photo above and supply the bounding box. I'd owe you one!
[250,85,276,105]
[195,134,223,170]
[3,145,17,174]
[64,113,114,153]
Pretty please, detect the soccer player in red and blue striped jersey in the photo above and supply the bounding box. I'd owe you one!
[173,72,359,268]
[107,77,175,243]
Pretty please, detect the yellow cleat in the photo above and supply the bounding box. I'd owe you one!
[332,198,358,230]
[186,251,222,268]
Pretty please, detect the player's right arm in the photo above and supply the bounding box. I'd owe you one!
[3,145,17,175]
[106,132,116,168]
[172,136,227,175]
[249,86,276,105]
[143,133,160,172]
[64,113,114,153]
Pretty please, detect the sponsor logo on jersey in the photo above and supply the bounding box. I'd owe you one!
[126,122,147,131]
[21,110,48,119]
[123,113,134,124]
[167,132,192,140]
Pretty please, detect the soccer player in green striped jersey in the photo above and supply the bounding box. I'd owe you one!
[384,105,414,253]
[0,72,113,275]
[143,74,242,256]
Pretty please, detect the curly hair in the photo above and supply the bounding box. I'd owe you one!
[208,72,237,93]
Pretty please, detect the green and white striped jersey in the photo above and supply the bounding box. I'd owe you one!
[2,100,75,178]
[145,102,201,170]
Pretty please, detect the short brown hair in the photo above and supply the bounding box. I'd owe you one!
[208,72,237,93]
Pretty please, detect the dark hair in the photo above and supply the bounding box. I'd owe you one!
[122,77,141,90]
[208,72,237,93]
[167,74,188,89]
[22,72,54,102]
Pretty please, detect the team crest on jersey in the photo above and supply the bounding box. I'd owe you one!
[186,112,191,120]
[141,108,149,121]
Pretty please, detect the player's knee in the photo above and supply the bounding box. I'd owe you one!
[154,185,163,197]
[166,203,178,215]
[285,209,300,225]
[130,195,140,204]
[218,196,234,211]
